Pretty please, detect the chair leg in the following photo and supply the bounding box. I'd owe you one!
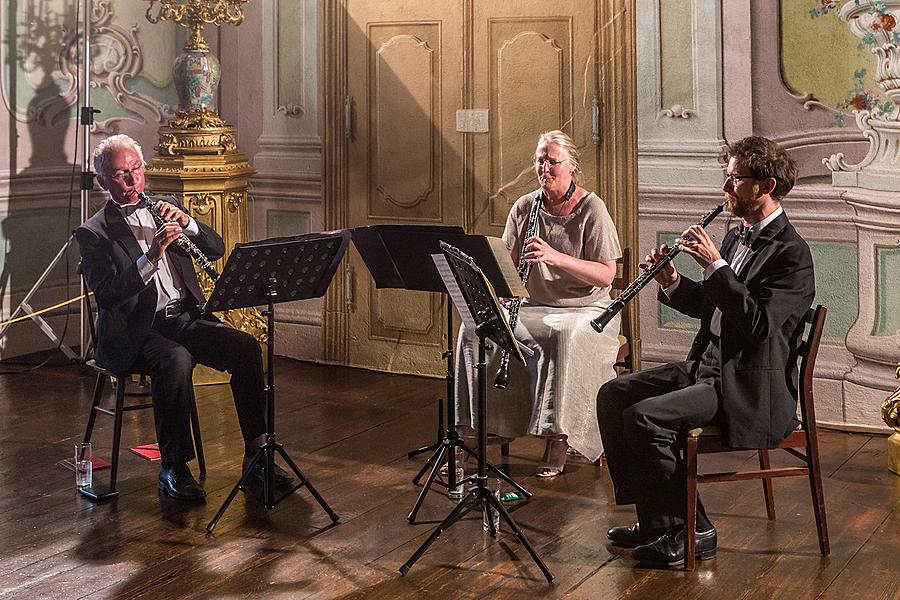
[500,442,510,457]
[806,436,830,556]
[758,450,776,520]
[189,387,206,476]
[685,436,698,571]
[82,373,107,446]
[108,377,126,493]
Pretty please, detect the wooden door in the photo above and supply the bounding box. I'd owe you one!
[343,1,465,375]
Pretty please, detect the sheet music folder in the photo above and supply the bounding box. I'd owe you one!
[350,225,526,298]
[202,230,350,313]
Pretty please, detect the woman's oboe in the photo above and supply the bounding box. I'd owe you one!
[589,201,727,333]
[138,192,220,282]
[493,191,544,389]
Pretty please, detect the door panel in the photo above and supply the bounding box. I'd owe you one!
[470,4,599,235]
[345,2,464,375]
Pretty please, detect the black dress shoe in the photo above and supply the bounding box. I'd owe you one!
[632,525,717,567]
[158,463,206,500]
[607,522,667,548]
[243,454,294,487]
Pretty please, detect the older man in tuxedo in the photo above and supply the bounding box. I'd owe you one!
[596,136,815,567]
[75,134,290,500]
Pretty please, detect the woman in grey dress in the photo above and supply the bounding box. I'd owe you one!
[455,130,622,477]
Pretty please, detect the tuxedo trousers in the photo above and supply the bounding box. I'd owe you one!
[596,343,721,530]
[133,309,267,465]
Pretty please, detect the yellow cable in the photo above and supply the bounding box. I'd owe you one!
[0,292,93,328]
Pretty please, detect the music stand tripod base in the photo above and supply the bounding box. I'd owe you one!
[202,232,349,533]
[401,242,554,583]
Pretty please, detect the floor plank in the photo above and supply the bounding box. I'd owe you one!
[0,358,898,599]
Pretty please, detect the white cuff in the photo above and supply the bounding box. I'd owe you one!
[660,274,681,298]
[183,216,199,236]
[137,253,159,284]
[704,259,728,279]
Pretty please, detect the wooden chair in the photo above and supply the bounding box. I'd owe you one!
[78,274,205,500]
[500,248,635,458]
[683,305,829,570]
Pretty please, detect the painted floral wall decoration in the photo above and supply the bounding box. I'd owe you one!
[810,0,897,125]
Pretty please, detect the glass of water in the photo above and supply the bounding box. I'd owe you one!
[75,442,92,489]
[482,478,501,535]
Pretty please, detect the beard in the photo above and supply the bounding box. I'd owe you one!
[725,192,755,219]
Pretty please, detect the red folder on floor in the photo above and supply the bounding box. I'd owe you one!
[129,444,161,461]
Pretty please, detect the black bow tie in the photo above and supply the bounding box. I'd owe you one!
[737,224,754,247]
[117,202,143,217]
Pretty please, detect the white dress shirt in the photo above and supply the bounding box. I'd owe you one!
[116,200,200,312]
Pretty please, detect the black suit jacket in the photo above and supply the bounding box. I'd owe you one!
[658,211,815,448]
[75,196,225,373]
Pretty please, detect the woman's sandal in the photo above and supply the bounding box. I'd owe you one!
[536,435,568,478]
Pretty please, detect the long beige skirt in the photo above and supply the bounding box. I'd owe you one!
[454,304,620,461]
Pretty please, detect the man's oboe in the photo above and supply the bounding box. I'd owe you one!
[590,201,726,333]
[138,192,220,282]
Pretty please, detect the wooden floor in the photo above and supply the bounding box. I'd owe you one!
[1,357,899,599]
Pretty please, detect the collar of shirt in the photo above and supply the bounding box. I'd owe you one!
[742,205,783,240]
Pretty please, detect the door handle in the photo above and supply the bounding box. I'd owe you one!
[344,95,353,140]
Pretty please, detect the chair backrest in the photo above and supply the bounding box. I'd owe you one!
[796,305,827,433]
[76,261,98,361]
[611,248,637,372]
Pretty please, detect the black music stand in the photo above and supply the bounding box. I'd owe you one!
[351,225,531,524]
[206,231,349,533]
[400,242,554,583]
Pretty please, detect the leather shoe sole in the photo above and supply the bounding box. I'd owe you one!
[607,523,666,548]
[632,526,717,567]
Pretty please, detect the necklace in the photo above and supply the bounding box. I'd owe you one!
[542,180,577,216]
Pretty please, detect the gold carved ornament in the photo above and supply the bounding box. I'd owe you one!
[883,364,900,432]
[145,0,247,52]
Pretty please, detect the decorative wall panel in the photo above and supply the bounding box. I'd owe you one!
[371,31,437,216]
[489,18,571,225]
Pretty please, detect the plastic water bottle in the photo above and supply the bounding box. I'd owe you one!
[448,448,465,500]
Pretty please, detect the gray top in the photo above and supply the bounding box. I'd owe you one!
[502,190,622,308]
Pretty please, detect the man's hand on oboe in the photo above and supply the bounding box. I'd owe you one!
[642,244,679,288]
[677,225,721,268]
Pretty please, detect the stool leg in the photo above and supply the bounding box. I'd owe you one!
[685,436,698,571]
[109,377,126,492]
[758,450,776,520]
[82,373,107,446]
[189,387,205,476]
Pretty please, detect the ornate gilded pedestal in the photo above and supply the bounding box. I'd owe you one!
[145,0,264,384]
[885,365,900,476]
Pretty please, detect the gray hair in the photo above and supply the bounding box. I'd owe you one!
[92,134,145,176]
[537,130,581,180]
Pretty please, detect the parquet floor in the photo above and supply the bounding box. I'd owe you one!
[1,358,898,599]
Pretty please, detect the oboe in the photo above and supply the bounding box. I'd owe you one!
[138,192,220,282]
[590,201,727,333]
[494,180,576,388]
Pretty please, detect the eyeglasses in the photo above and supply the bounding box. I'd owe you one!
[108,164,145,181]
[724,173,757,185]
[534,157,565,168]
